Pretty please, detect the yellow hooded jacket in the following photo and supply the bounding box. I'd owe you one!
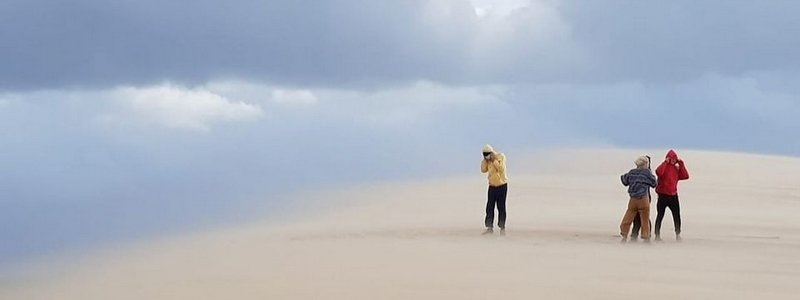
[481,153,508,187]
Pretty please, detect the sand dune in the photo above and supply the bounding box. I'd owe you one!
[2,149,800,300]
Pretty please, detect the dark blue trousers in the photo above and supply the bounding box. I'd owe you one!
[485,184,508,229]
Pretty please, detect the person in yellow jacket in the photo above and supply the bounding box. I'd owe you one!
[480,144,508,235]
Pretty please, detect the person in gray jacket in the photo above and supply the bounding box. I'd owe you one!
[619,156,657,243]
[629,155,652,242]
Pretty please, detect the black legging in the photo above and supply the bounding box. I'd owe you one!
[485,184,508,229]
[655,194,682,235]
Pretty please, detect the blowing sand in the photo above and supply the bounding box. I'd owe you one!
[2,149,799,300]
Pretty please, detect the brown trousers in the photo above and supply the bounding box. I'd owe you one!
[620,196,651,239]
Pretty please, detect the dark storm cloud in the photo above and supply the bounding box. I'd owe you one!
[0,0,465,90]
[558,1,800,83]
[3,1,800,90]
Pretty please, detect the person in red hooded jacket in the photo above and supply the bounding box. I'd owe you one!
[654,149,690,241]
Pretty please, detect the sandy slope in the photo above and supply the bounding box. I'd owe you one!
[2,149,800,300]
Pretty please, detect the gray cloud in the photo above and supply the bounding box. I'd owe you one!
[1,0,445,89]
[3,1,800,90]
[558,1,800,83]
[505,73,800,155]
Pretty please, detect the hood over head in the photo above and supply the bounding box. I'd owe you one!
[666,149,678,160]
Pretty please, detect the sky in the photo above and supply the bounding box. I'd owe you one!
[2,0,800,267]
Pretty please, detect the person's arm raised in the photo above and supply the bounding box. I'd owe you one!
[492,154,506,173]
[678,160,689,180]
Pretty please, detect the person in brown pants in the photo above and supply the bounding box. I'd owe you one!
[619,156,657,243]
[629,155,652,242]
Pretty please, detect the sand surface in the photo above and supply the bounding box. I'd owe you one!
[2,149,799,300]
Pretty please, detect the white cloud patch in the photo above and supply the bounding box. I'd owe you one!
[205,81,318,107]
[270,89,318,105]
[470,0,532,18]
[0,95,21,108]
[111,85,263,130]
[190,80,505,129]
[315,81,509,126]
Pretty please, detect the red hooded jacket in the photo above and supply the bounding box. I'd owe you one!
[655,150,689,196]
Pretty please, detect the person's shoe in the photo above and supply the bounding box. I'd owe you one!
[482,228,494,235]
[499,228,506,236]
[676,234,682,242]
